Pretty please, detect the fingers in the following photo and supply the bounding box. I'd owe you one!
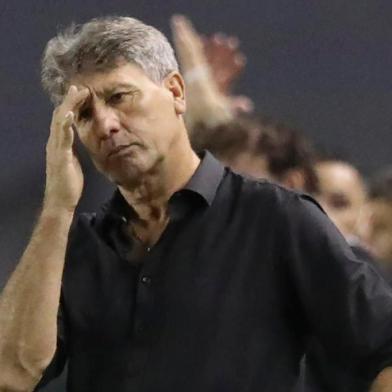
[171,14,188,49]
[171,14,205,69]
[61,85,90,117]
[234,53,247,67]
[206,33,243,65]
[49,85,90,150]
[203,32,246,94]
[48,109,75,151]
[45,90,85,210]
[227,36,239,50]
[171,14,196,37]
[229,95,254,114]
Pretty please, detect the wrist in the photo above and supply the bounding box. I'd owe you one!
[41,201,76,219]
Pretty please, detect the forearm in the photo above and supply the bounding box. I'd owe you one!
[370,367,392,392]
[170,16,233,131]
[0,207,74,386]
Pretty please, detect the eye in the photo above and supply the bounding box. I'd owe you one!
[328,193,351,210]
[108,92,126,105]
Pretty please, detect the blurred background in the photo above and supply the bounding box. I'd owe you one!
[1,1,391,390]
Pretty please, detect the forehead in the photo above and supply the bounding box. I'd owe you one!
[71,62,155,93]
[317,162,363,192]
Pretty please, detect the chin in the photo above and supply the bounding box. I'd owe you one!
[94,151,164,187]
[109,165,145,188]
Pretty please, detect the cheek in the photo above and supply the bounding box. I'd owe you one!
[145,92,177,122]
[373,235,392,260]
[76,123,91,145]
[120,99,160,132]
[78,130,101,160]
[343,208,357,222]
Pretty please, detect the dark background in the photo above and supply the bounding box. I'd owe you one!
[1,1,391,390]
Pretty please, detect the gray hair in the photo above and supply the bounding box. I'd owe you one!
[41,16,179,105]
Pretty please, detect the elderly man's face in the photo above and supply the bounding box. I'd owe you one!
[71,62,186,187]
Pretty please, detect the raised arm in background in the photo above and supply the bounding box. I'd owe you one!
[171,15,253,132]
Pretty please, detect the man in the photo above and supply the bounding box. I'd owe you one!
[1,16,392,392]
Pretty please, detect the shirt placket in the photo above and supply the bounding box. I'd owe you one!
[128,241,163,378]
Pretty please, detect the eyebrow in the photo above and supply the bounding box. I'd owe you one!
[95,83,138,99]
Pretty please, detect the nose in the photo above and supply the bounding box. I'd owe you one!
[92,102,120,140]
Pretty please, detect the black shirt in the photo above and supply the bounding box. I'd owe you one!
[298,246,392,392]
[37,152,392,392]
[296,246,382,392]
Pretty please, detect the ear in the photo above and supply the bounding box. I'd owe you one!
[164,71,186,115]
[281,168,306,191]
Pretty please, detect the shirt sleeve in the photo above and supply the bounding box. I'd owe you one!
[33,301,68,390]
[282,192,392,381]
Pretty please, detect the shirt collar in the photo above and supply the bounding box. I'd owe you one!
[182,150,224,206]
[102,150,225,222]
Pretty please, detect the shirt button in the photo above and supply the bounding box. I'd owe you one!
[141,276,152,285]
[146,247,151,252]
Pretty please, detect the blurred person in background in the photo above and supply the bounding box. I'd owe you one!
[360,168,392,270]
[191,115,319,194]
[299,167,392,392]
[315,156,367,244]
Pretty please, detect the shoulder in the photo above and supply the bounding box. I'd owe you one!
[65,212,99,258]
[67,196,116,249]
[64,201,119,275]
[223,168,324,215]
[69,211,97,238]
[69,194,116,235]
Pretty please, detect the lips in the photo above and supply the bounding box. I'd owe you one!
[107,143,137,157]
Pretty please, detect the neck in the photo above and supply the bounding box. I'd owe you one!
[119,144,200,223]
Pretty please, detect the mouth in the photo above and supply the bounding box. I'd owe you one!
[107,143,139,158]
